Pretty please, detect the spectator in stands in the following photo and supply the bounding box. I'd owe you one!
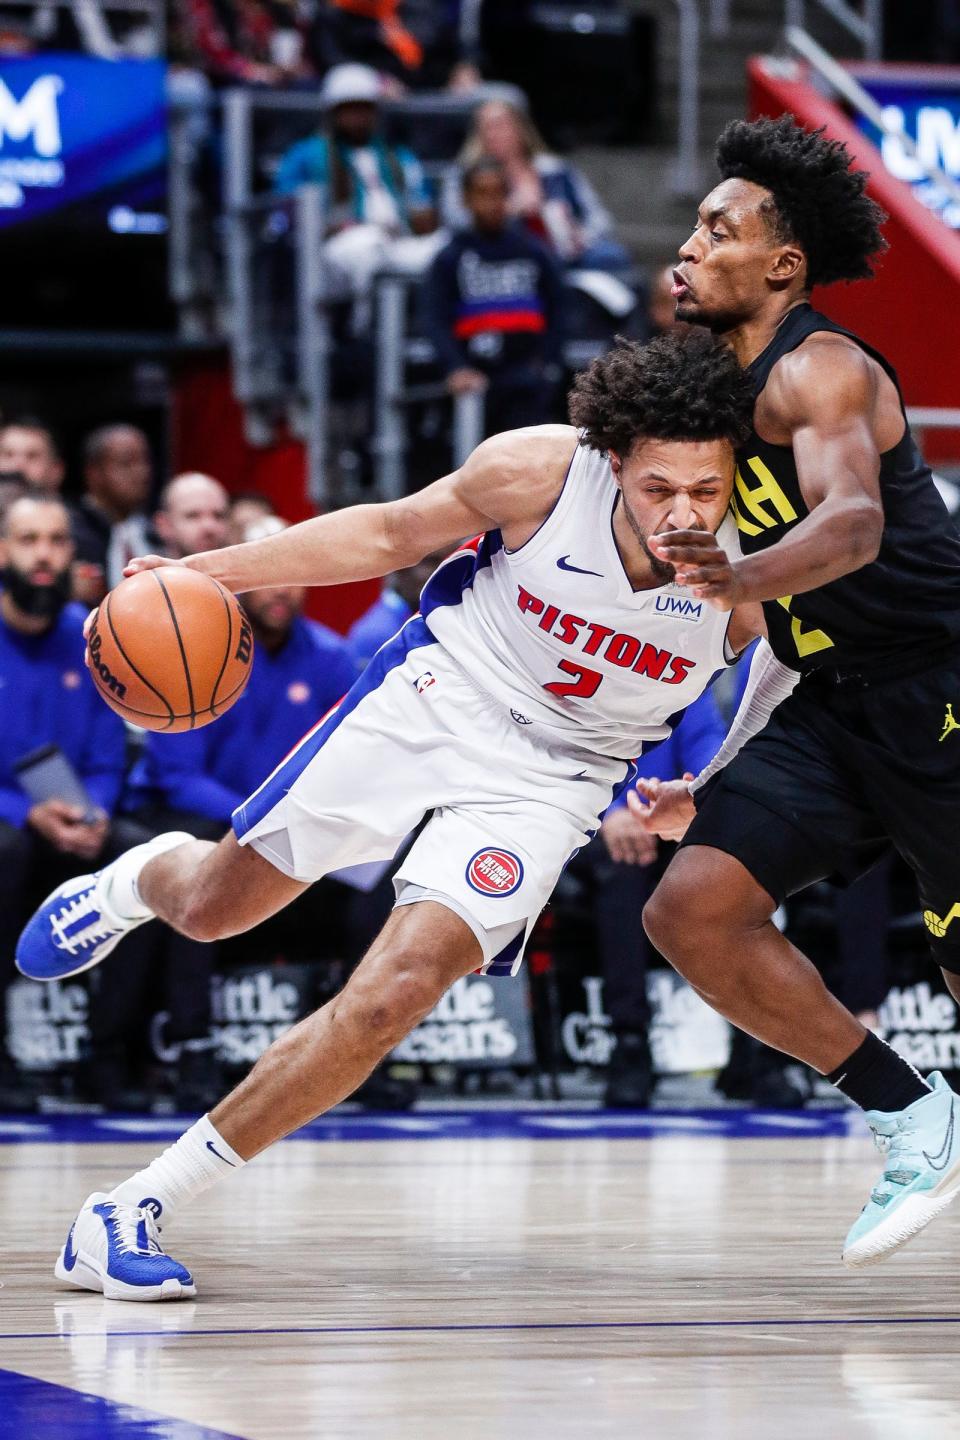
[309,0,480,93]
[0,495,127,1109]
[0,419,65,495]
[275,63,442,328]
[423,159,564,434]
[443,99,629,271]
[69,424,155,604]
[176,0,312,85]
[228,491,277,545]
[155,472,231,559]
[348,547,449,671]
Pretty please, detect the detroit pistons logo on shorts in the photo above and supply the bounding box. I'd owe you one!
[466,848,524,897]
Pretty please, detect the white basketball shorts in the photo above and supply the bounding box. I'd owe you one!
[232,617,632,975]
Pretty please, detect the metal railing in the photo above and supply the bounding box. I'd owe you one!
[0,0,165,53]
[672,0,701,196]
[291,186,332,509]
[784,0,882,58]
[216,82,534,497]
[371,273,485,501]
[784,28,960,212]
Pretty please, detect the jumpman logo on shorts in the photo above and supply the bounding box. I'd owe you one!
[939,703,960,743]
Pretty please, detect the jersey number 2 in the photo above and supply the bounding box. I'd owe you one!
[544,660,603,699]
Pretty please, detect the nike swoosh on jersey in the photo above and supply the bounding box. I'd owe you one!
[556,555,604,577]
[206,1140,236,1167]
[923,1104,956,1171]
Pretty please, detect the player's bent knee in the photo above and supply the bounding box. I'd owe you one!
[642,881,689,962]
[348,953,454,1049]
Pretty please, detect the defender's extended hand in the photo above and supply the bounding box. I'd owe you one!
[648,530,742,610]
[627,774,696,841]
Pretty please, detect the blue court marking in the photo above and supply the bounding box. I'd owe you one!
[3,1316,960,1344]
[0,1107,863,1146]
[0,1368,245,1439]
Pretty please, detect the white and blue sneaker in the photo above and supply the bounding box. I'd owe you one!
[55,1193,196,1301]
[843,1071,960,1268]
[16,832,193,982]
[16,871,140,981]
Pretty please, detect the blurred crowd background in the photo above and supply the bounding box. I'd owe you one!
[1,0,959,1115]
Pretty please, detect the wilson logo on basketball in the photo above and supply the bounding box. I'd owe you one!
[88,628,127,699]
[234,619,253,666]
[466,848,524,897]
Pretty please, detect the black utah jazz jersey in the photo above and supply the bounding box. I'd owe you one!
[735,303,960,677]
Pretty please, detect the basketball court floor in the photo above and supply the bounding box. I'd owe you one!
[1,1110,958,1439]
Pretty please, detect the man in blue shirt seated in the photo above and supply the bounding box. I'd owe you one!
[347,548,450,673]
[422,158,565,435]
[0,494,127,1107]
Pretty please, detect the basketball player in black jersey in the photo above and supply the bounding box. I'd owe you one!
[630,116,960,1266]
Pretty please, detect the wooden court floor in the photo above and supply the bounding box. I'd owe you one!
[1,1113,959,1440]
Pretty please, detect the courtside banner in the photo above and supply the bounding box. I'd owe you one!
[0,54,167,230]
[391,974,536,1069]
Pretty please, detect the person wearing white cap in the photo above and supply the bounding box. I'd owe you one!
[275,61,442,328]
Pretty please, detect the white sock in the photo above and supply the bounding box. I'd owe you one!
[100,831,195,922]
[109,1114,245,1222]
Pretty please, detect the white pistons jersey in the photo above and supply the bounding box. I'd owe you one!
[421,440,741,759]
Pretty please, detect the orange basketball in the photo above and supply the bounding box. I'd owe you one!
[88,567,253,732]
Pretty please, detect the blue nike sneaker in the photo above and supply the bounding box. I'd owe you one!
[843,1071,960,1268]
[16,872,139,981]
[55,1193,196,1301]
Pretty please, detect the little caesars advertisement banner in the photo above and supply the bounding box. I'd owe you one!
[559,971,732,1074]
[7,964,960,1084]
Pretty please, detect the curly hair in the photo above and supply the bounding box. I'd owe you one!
[568,330,755,456]
[715,115,887,287]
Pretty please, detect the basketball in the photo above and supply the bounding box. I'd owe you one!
[87,567,253,732]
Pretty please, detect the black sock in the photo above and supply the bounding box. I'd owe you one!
[826,1031,931,1112]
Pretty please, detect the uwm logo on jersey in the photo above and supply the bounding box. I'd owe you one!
[515,584,695,694]
[654,594,703,621]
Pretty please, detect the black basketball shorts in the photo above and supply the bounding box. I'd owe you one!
[681,651,960,974]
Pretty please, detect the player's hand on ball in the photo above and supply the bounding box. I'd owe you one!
[628,773,696,841]
[647,530,742,610]
[123,554,188,578]
[600,807,658,866]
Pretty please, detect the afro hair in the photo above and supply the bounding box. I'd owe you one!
[568,329,755,457]
[715,115,887,288]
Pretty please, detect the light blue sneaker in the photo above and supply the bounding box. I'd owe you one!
[843,1071,960,1268]
[15,872,139,982]
[55,1193,196,1301]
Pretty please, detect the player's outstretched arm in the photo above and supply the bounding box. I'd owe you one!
[649,340,887,608]
[124,427,575,593]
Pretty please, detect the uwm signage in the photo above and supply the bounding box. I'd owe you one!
[0,54,166,227]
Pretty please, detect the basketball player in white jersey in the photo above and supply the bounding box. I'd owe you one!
[18,330,763,1300]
